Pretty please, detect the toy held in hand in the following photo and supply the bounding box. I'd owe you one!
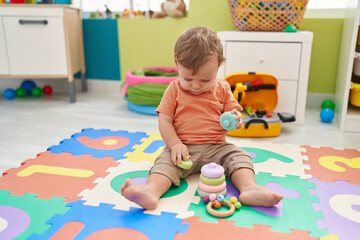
[220,112,239,131]
[177,156,193,169]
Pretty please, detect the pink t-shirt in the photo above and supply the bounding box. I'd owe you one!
[156,78,242,144]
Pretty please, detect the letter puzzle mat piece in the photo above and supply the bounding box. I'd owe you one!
[28,201,189,239]
[0,152,119,202]
[79,160,200,218]
[176,216,317,240]
[301,145,360,184]
[309,178,360,240]
[188,172,327,238]
[0,190,69,240]
[47,128,148,160]
[231,139,311,178]
[124,133,165,163]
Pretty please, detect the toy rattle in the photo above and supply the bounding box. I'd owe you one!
[220,112,238,131]
[177,156,193,169]
[207,200,235,218]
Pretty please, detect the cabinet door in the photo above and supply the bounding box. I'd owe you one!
[3,16,68,75]
[0,17,10,75]
[225,41,301,81]
[275,80,298,114]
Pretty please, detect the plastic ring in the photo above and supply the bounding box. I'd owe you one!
[198,181,226,193]
[207,200,235,218]
[197,187,227,198]
[201,162,224,178]
[200,174,225,185]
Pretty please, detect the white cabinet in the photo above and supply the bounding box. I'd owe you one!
[218,31,313,124]
[0,4,86,103]
[0,17,9,75]
[335,0,360,133]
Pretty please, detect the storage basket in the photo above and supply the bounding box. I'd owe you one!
[228,0,309,31]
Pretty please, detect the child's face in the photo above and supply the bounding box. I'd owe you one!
[177,56,219,96]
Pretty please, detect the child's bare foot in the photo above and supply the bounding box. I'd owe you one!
[121,179,159,210]
[239,184,283,207]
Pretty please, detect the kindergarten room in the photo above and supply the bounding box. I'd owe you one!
[0,0,360,239]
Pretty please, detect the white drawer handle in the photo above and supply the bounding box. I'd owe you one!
[259,58,264,63]
[19,19,48,25]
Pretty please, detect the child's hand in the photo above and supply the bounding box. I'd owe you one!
[170,143,190,165]
[231,109,243,129]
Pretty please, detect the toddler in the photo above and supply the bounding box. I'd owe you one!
[121,26,283,210]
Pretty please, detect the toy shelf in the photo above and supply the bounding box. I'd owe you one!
[335,0,360,132]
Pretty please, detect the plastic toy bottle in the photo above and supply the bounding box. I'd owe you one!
[220,112,238,131]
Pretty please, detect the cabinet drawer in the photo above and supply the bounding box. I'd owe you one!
[225,42,301,81]
[275,80,298,114]
[3,16,67,75]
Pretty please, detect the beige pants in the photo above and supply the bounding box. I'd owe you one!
[149,143,254,186]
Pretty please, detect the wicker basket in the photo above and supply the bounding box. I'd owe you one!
[228,0,309,31]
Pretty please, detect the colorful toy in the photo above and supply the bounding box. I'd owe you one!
[201,162,224,178]
[177,156,193,170]
[3,88,15,100]
[320,99,335,123]
[206,200,235,218]
[123,67,178,115]
[20,79,36,95]
[321,99,335,110]
[217,194,225,202]
[230,196,237,204]
[43,85,53,95]
[15,87,27,98]
[225,72,295,137]
[197,163,227,197]
[320,108,334,123]
[32,87,43,97]
[220,112,238,131]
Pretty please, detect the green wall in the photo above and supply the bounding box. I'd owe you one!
[118,0,344,94]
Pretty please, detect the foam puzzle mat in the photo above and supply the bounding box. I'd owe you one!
[0,128,359,239]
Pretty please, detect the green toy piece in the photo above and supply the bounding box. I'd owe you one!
[177,156,193,170]
[15,87,27,98]
[283,25,298,32]
[32,87,43,97]
[321,99,335,110]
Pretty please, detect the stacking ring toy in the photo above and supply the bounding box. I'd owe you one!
[201,163,224,178]
[197,187,227,198]
[198,181,226,193]
[207,200,235,218]
[200,174,225,185]
[177,157,193,170]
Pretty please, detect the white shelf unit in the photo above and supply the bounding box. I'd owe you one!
[217,31,313,124]
[335,0,360,132]
[0,4,86,103]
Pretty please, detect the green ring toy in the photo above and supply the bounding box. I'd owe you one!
[177,157,193,170]
[200,174,225,185]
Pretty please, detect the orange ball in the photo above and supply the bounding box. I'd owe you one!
[213,200,221,209]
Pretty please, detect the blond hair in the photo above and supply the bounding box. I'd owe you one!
[174,26,225,74]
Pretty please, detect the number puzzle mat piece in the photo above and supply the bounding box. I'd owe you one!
[28,200,189,240]
[301,145,360,184]
[188,172,327,238]
[79,160,200,219]
[0,152,119,202]
[229,139,311,178]
[124,133,165,163]
[175,216,317,240]
[0,190,69,240]
[309,178,360,240]
[47,128,148,160]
